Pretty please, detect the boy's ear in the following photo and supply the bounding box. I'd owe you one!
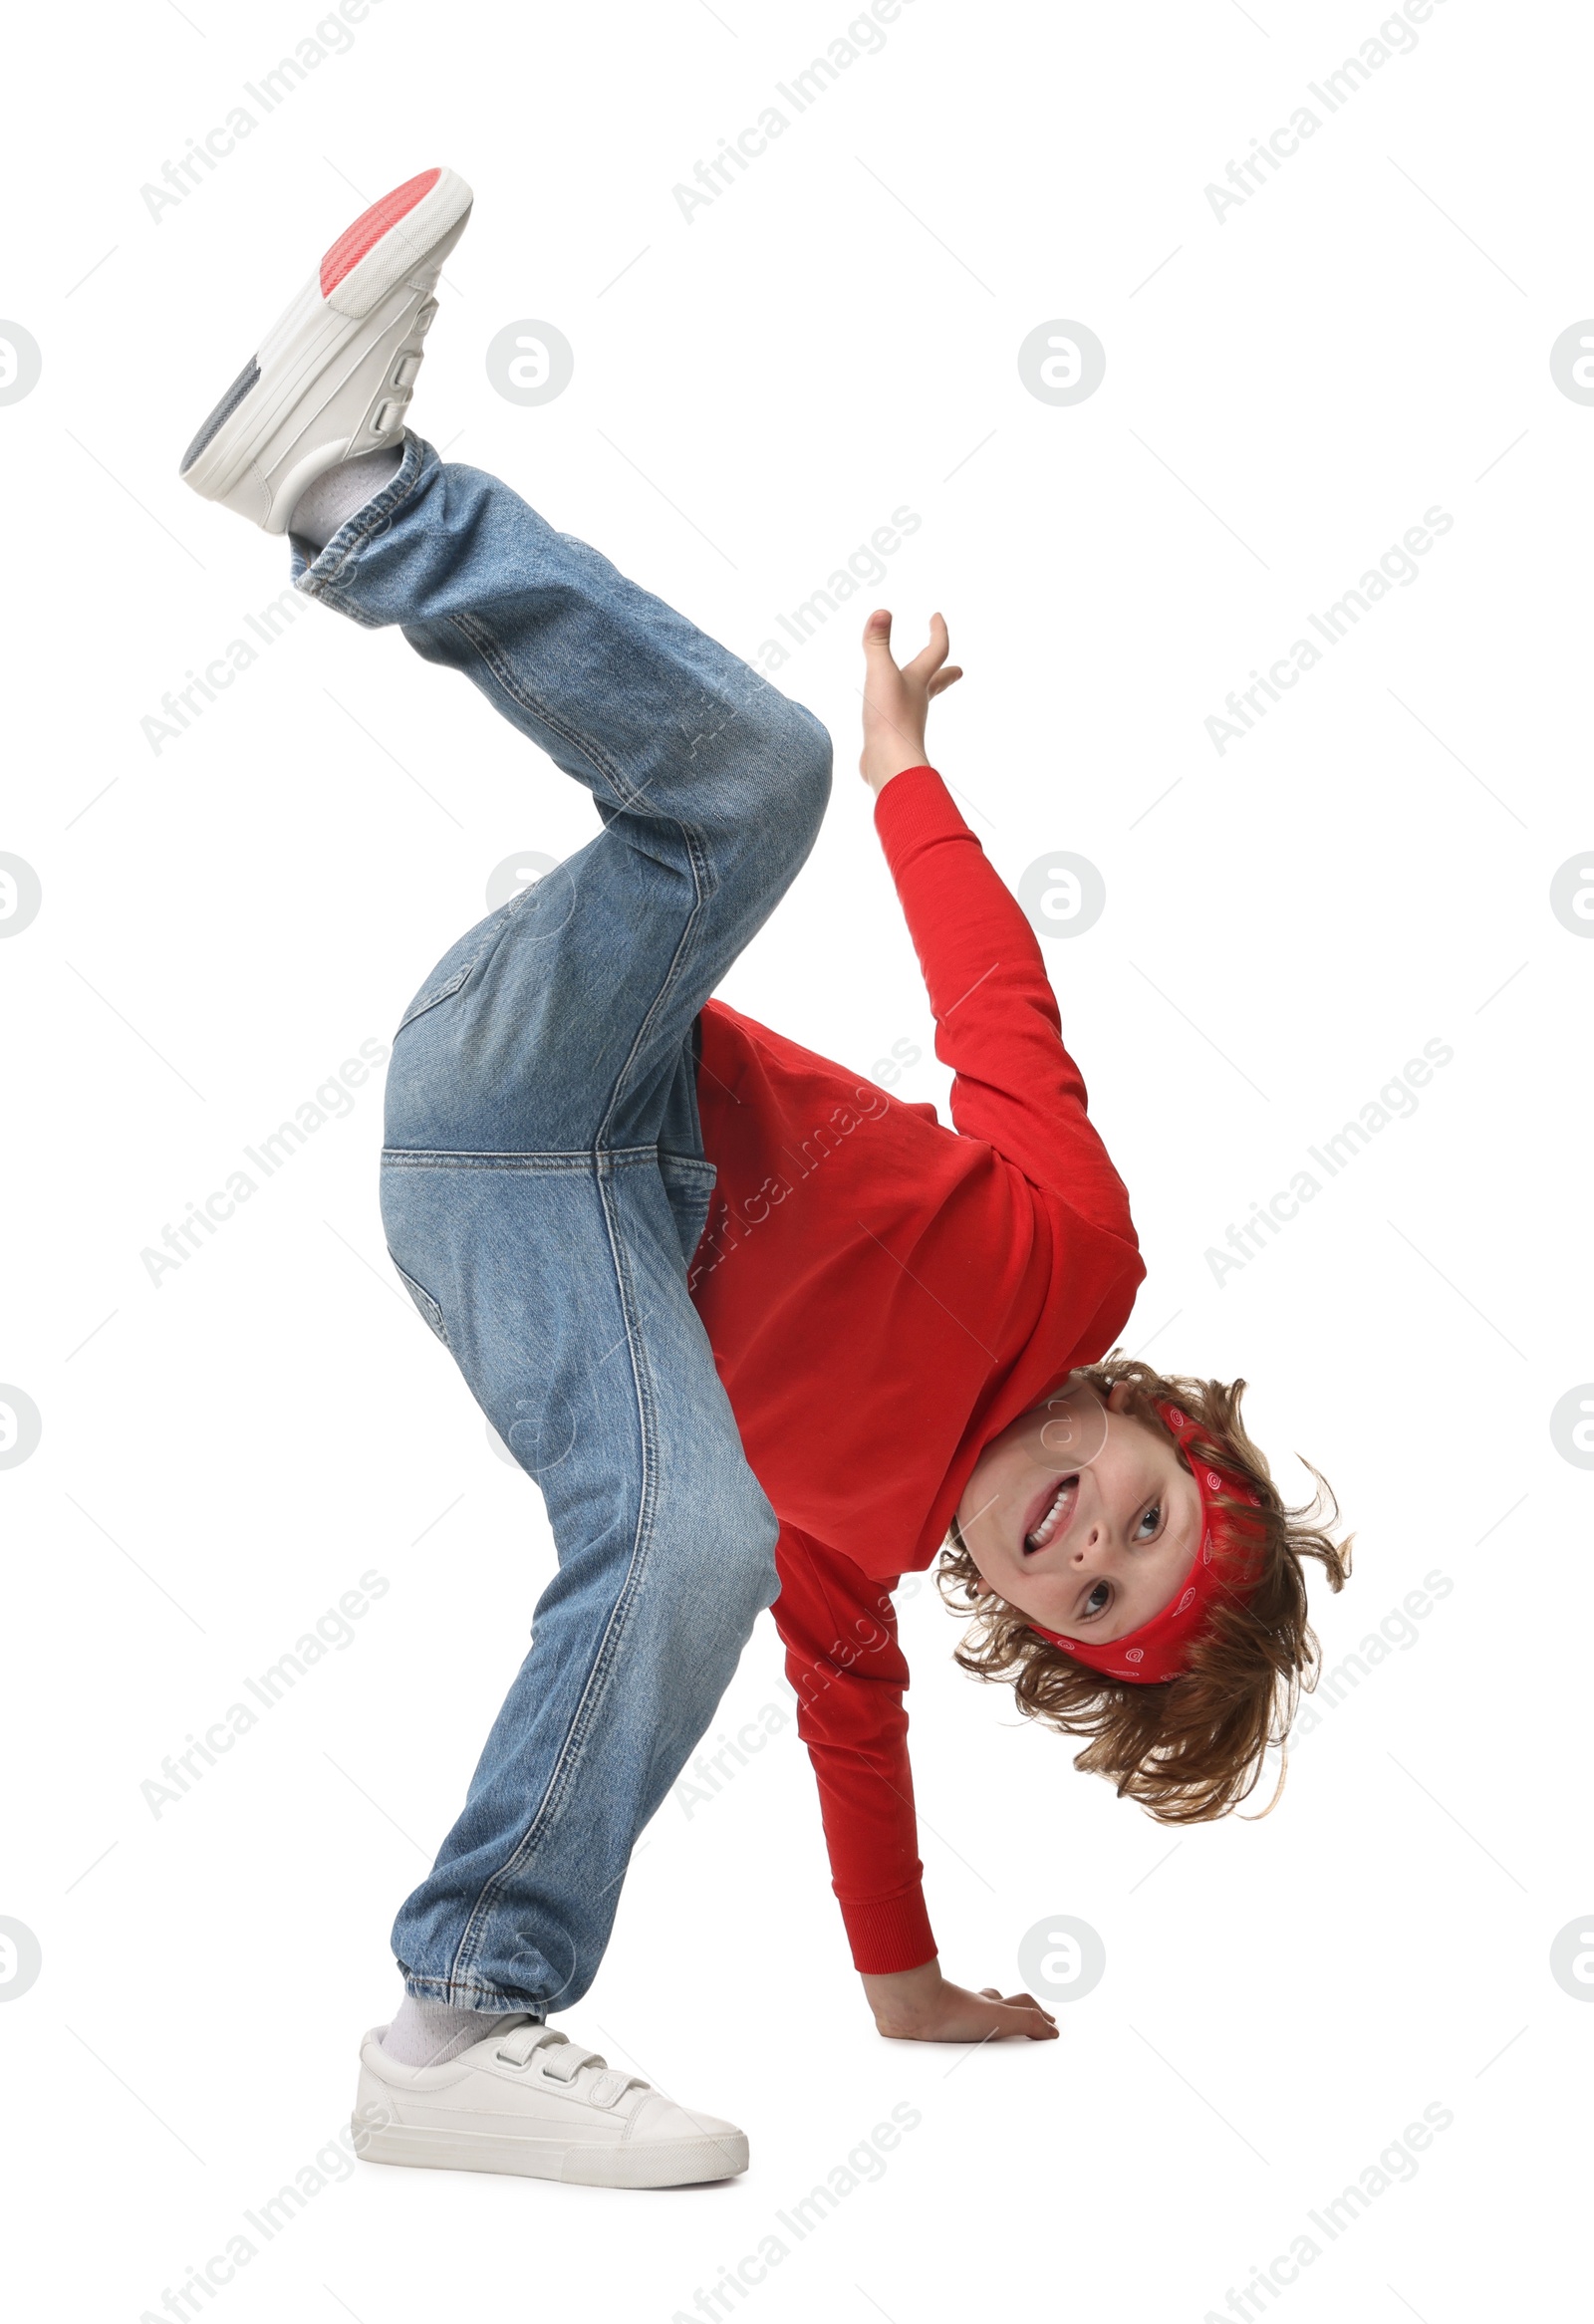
[1105,1381,1134,1414]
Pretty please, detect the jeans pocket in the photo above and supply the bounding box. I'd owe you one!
[395,962,473,1038]
[393,902,523,1038]
[391,1256,450,1347]
[658,1153,717,1275]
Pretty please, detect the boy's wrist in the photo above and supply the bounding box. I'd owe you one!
[860,1957,1060,2044]
[863,750,932,798]
[860,1957,942,2031]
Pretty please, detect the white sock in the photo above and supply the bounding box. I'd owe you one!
[380,1992,525,2068]
[290,443,403,550]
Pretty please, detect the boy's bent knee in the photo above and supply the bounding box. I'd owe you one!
[681,1482,780,1632]
[792,707,834,805]
[770,705,833,859]
[728,1484,781,1604]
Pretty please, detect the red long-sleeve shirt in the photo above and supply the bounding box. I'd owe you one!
[689,768,1144,1973]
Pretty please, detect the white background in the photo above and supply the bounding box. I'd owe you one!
[2,1,1588,2317]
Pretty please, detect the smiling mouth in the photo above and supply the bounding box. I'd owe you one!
[1023,1474,1079,1554]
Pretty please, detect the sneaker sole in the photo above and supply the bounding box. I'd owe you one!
[353,2116,749,2189]
[179,165,472,531]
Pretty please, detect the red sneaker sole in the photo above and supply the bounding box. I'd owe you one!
[321,168,443,298]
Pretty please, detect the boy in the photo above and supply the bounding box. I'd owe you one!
[180,169,1348,2189]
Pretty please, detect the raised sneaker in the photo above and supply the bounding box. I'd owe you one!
[178,165,472,533]
[352,2016,750,2190]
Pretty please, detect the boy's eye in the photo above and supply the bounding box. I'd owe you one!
[1082,1580,1111,1617]
[1135,1501,1162,1541]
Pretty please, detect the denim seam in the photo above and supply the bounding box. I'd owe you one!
[449,609,662,821]
[446,1147,664,2003]
[593,821,713,1154]
[380,1146,710,1172]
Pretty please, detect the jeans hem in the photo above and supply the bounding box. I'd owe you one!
[290,428,435,613]
[399,1970,546,2018]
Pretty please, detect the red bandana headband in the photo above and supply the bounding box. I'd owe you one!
[1027,1401,1263,1684]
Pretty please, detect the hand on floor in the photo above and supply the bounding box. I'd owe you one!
[861,1957,1058,2042]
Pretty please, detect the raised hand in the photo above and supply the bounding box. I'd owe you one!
[859,609,964,795]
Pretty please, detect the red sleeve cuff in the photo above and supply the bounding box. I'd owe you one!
[838,1882,938,1976]
[872,764,969,870]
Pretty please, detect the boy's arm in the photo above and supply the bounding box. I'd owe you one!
[858,610,1139,1239]
[774,1527,1057,2043]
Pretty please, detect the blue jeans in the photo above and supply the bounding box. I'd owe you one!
[294,434,833,2015]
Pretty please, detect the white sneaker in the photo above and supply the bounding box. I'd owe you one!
[352,2016,750,2189]
[178,165,473,533]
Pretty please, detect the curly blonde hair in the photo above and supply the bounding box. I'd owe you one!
[936,1356,1352,1823]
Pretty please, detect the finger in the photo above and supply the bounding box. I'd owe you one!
[978,1986,1002,2000]
[989,1997,1057,2035]
[904,611,950,681]
[926,664,963,700]
[862,608,898,665]
[984,2003,1057,2042]
[1003,1990,1056,2016]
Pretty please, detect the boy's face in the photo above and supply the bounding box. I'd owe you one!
[955,1380,1202,1642]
